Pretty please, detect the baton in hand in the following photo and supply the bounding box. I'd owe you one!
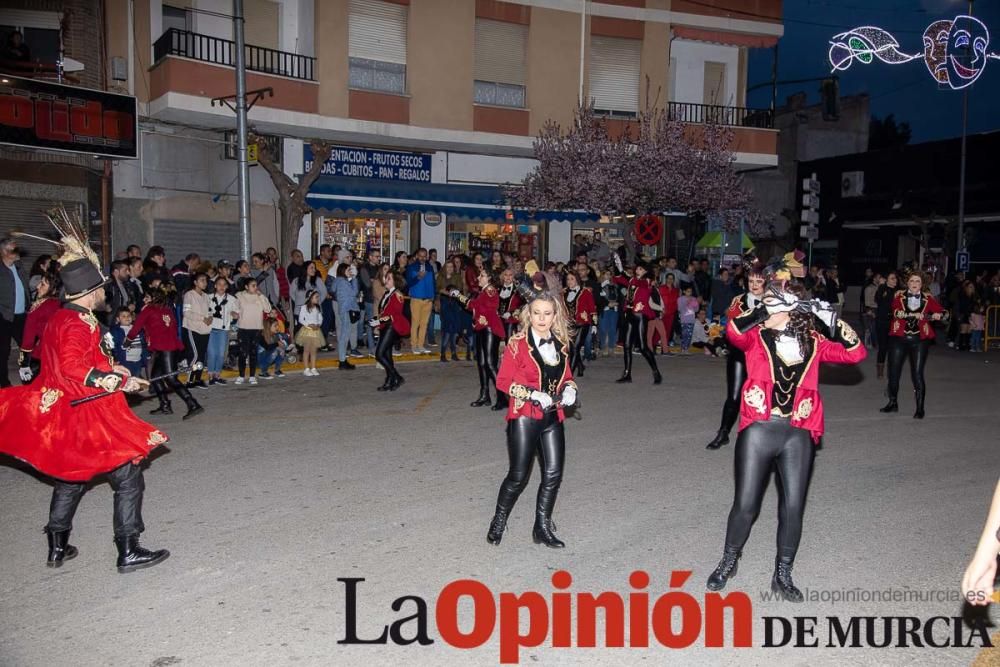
[70,362,204,407]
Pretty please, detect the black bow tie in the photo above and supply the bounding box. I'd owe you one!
[536,336,555,347]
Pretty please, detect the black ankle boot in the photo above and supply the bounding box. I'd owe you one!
[653,371,662,385]
[471,389,491,407]
[706,429,730,450]
[46,529,79,568]
[486,507,510,545]
[771,557,804,602]
[388,373,404,391]
[150,399,172,415]
[706,548,740,591]
[114,535,169,573]
[532,513,565,548]
[377,376,393,391]
[615,372,632,384]
[879,398,898,413]
[182,398,204,421]
[913,389,925,419]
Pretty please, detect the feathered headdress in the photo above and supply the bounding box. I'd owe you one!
[14,204,109,299]
[764,250,806,282]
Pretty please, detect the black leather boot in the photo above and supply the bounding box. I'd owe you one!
[46,529,79,568]
[115,535,170,573]
[149,398,172,415]
[879,397,898,413]
[706,548,740,591]
[388,373,405,391]
[486,507,510,545]
[491,392,509,412]
[913,389,925,419]
[377,375,393,391]
[470,391,491,407]
[653,370,662,385]
[182,396,204,421]
[706,428,730,450]
[615,372,632,383]
[771,557,804,602]
[532,513,565,548]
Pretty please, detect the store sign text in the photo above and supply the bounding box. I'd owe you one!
[305,144,431,183]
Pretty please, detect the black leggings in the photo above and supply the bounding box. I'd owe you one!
[495,412,566,517]
[47,462,146,538]
[569,326,587,375]
[149,349,195,404]
[875,320,891,364]
[717,348,746,435]
[723,418,814,560]
[622,313,659,376]
[183,328,209,383]
[886,335,929,398]
[237,328,259,377]
[475,328,501,397]
[375,327,400,382]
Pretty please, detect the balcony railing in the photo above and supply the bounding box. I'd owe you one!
[668,102,774,129]
[153,28,316,82]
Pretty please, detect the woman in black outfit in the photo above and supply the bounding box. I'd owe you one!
[873,272,898,379]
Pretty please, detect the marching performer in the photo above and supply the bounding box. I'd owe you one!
[126,284,204,420]
[371,271,410,391]
[704,254,866,601]
[17,270,62,383]
[879,271,944,419]
[498,268,523,341]
[486,289,578,548]
[564,271,597,377]
[449,270,507,410]
[0,211,170,572]
[706,261,767,450]
[611,256,662,384]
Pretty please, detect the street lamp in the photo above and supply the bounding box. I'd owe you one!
[957,0,974,261]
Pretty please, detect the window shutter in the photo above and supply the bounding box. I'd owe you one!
[1,10,61,30]
[243,0,279,50]
[349,0,408,65]
[703,62,726,105]
[474,19,526,85]
[588,36,640,114]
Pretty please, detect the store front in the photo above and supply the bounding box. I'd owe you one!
[445,220,541,261]
[315,213,410,260]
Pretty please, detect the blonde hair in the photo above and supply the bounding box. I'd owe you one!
[517,291,570,347]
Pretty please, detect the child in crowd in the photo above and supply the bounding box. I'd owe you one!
[296,289,324,376]
[258,315,288,378]
[691,309,725,357]
[969,305,985,353]
[677,286,700,355]
[233,277,272,385]
[110,306,147,378]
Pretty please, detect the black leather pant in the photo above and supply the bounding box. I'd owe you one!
[886,335,929,399]
[475,328,501,399]
[718,347,746,435]
[569,326,588,375]
[622,313,659,376]
[723,418,814,560]
[375,327,400,381]
[46,463,146,538]
[150,349,196,406]
[495,412,565,518]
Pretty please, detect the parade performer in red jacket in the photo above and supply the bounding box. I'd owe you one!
[17,270,62,382]
[487,289,578,549]
[879,271,944,419]
[705,254,866,601]
[611,255,662,384]
[564,271,597,377]
[371,271,410,391]
[127,284,204,420]
[0,214,170,573]
[449,269,507,410]
[497,268,523,341]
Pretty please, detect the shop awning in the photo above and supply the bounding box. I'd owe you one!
[694,231,755,250]
[305,177,597,223]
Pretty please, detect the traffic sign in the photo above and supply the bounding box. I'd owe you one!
[956,251,970,272]
[801,209,819,225]
[800,225,819,241]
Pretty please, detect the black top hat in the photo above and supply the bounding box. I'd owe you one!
[62,258,110,299]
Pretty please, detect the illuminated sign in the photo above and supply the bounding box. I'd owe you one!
[0,76,137,158]
[829,15,999,90]
[304,144,432,183]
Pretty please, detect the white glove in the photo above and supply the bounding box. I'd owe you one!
[590,325,598,337]
[449,289,460,297]
[763,290,797,315]
[613,253,623,273]
[18,366,32,382]
[561,385,577,407]
[367,318,379,329]
[502,312,511,320]
[529,391,553,409]
[810,300,837,328]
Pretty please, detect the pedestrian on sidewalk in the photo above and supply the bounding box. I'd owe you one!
[406,248,436,354]
[233,278,272,385]
[296,290,323,376]
[333,263,362,370]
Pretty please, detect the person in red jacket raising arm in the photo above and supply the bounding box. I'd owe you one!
[485,289,578,549]
[704,252,867,602]
[371,271,410,392]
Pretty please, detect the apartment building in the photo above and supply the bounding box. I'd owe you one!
[5,0,782,263]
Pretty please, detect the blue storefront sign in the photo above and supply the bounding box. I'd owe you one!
[304,144,431,183]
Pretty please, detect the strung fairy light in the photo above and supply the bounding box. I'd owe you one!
[829,15,1000,90]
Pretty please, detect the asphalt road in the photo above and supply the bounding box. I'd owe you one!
[0,344,997,667]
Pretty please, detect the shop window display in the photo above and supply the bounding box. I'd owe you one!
[318,216,407,259]
[446,223,539,260]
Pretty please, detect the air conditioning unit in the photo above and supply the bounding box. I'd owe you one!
[841,171,864,198]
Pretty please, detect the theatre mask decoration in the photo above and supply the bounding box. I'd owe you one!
[829,16,998,90]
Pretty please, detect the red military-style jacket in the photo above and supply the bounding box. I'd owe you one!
[127,303,183,352]
[377,288,411,337]
[612,275,655,318]
[566,286,597,327]
[496,330,577,422]
[20,297,61,361]
[889,291,943,340]
[465,285,506,338]
[498,284,522,325]
[0,304,168,481]
[727,308,867,443]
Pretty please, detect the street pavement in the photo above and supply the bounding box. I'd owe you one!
[0,343,997,667]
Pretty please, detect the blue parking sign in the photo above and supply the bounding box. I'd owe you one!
[956,251,970,272]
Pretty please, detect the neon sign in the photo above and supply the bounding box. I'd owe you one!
[829,15,999,90]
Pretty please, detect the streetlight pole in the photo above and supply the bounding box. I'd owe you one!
[957,0,973,260]
[233,0,252,261]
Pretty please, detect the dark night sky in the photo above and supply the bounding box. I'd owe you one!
[746,0,1000,142]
